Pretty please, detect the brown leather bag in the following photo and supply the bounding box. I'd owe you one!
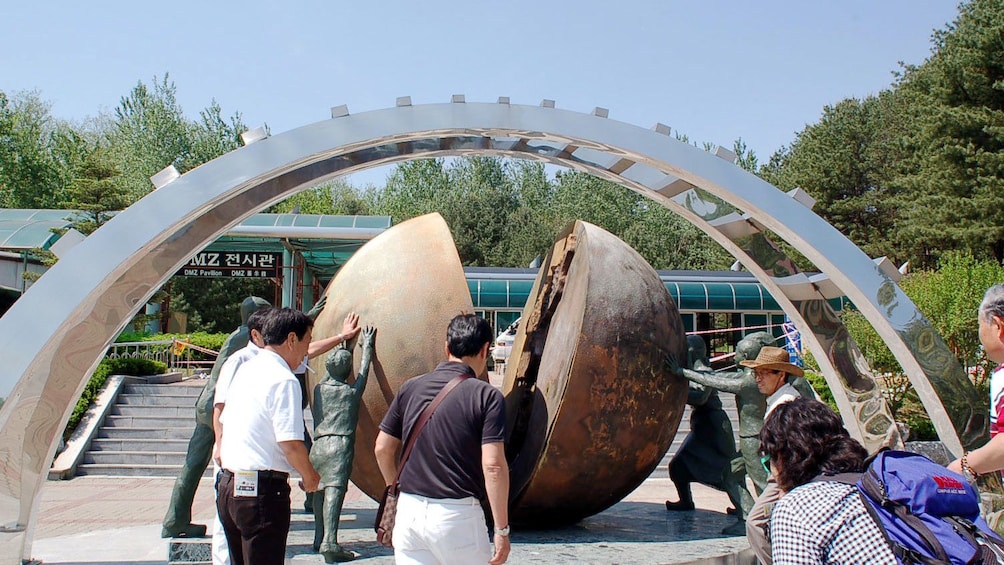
[375,483,399,547]
[374,373,470,548]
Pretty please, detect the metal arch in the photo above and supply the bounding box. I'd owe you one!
[0,101,981,562]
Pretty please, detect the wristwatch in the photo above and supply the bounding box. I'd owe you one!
[495,524,510,537]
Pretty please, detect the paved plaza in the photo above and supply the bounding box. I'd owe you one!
[31,472,753,565]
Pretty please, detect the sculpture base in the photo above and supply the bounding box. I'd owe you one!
[167,537,210,565]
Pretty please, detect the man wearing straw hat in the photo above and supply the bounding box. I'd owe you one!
[740,346,804,418]
[740,345,810,565]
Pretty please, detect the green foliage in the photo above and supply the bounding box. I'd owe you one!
[367,156,731,270]
[169,278,273,332]
[891,0,1004,267]
[803,370,838,412]
[843,252,1004,380]
[270,178,375,216]
[0,90,87,208]
[64,357,168,440]
[896,388,939,441]
[902,252,1004,380]
[115,330,228,352]
[62,146,128,235]
[21,247,57,284]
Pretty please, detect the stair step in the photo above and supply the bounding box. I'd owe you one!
[75,463,214,478]
[117,393,201,407]
[84,451,189,465]
[97,427,196,440]
[123,383,205,396]
[90,438,191,451]
[103,415,196,428]
[111,405,196,417]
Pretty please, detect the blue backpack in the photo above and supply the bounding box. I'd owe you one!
[825,450,1004,565]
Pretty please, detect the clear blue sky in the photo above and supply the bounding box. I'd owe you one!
[3,1,961,187]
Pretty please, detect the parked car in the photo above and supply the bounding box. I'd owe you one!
[492,318,520,364]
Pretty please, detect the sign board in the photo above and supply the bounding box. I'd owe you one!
[178,251,282,278]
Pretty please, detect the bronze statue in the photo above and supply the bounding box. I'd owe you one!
[666,336,754,529]
[310,326,376,563]
[667,331,815,495]
[162,296,270,538]
[667,331,775,500]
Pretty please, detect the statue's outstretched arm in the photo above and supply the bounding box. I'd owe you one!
[354,326,376,393]
[682,368,745,395]
[666,352,745,394]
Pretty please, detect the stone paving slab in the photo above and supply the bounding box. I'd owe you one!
[32,473,753,565]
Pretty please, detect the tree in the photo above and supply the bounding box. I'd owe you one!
[105,75,194,202]
[0,90,87,208]
[171,277,274,332]
[62,146,128,235]
[761,0,1004,270]
[269,178,374,216]
[890,0,1004,268]
[552,170,731,270]
[759,93,911,263]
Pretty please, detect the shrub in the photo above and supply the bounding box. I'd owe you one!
[802,370,838,412]
[64,357,168,440]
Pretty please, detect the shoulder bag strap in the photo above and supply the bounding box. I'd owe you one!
[392,371,471,485]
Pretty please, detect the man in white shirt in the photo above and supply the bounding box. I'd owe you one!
[216,307,321,565]
[211,307,360,565]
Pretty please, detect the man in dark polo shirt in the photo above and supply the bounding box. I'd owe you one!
[375,314,511,565]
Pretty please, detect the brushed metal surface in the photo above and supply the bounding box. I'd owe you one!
[306,213,474,500]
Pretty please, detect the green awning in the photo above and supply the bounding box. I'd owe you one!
[203,214,392,280]
[465,268,847,314]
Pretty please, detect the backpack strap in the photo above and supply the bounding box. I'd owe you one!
[945,516,1004,565]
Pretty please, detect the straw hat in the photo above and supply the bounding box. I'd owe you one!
[739,346,804,377]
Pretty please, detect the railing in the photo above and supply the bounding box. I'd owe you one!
[106,339,219,375]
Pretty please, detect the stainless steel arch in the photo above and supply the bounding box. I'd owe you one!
[0,101,982,562]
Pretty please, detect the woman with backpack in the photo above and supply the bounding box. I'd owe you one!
[760,398,897,564]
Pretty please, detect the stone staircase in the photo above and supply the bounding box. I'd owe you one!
[76,380,210,477]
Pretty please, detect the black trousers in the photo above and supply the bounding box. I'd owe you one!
[216,469,292,565]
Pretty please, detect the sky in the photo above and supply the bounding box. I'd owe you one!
[2,0,962,188]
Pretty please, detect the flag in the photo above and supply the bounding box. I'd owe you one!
[782,317,802,367]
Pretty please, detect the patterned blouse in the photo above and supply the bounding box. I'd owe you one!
[771,480,896,564]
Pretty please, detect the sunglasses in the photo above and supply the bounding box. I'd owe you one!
[760,454,771,474]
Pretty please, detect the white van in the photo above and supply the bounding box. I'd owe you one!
[492,318,520,364]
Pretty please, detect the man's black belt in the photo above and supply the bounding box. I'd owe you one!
[221,469,290,481]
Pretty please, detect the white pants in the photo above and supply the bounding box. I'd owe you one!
[393,492,492,565]
[212,462,231,565]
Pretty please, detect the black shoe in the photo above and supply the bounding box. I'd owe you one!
[665,500,696,511]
